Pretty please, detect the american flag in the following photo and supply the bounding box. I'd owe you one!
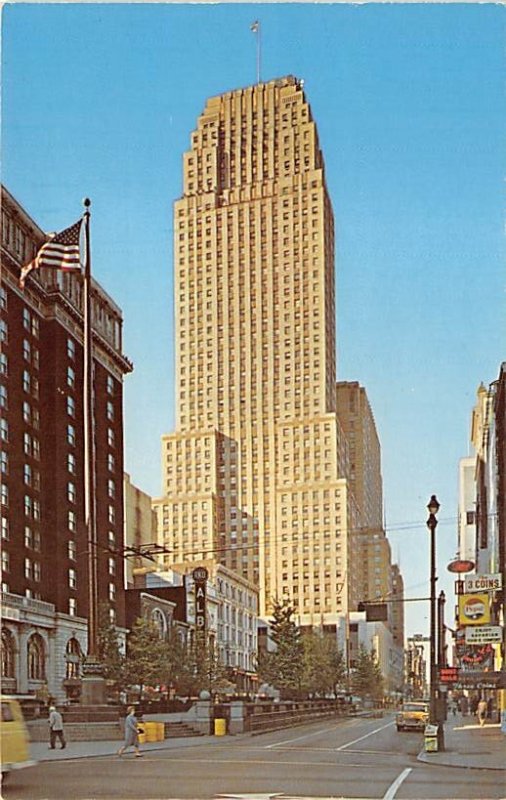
[19,219,83,288]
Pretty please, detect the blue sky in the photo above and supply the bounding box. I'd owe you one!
[3,3,504,637]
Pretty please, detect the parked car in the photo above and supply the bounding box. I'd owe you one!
[396,701,429,732]
[1,696,36,780]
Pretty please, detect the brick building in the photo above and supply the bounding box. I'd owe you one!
[1,186,132,702]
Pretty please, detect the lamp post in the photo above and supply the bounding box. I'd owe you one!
[426,494,444,749]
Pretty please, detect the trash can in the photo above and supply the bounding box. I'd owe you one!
[214,718,226,736]
[156,722,165,741]
[142,721,158,742]
[424,723,439,752]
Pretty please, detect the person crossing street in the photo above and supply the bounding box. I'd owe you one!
[48,706,66,749]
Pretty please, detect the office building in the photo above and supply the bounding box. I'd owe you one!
[154,76,358,626]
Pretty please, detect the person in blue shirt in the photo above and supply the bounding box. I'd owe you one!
[118,706,143,757]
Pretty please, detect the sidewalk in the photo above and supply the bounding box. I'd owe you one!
[30,733,225,763]
[417,714,505,770]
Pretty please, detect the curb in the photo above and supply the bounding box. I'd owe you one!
[417,750,506,772]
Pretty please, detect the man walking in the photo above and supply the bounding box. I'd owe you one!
[48,706,66,749]
[477,697,488,727]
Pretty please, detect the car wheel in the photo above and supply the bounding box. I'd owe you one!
[396,726,403,732]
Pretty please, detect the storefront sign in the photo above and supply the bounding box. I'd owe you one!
[193,566,208,632]
[458,593,490,625]
[464,573,502,593]
[454,671,506,690]
[465,625,503,644]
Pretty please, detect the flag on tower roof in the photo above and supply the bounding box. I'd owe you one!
[19,218,83,288]
[250,20,259,33]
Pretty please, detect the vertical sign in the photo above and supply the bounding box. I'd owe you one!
[193,566,209,633]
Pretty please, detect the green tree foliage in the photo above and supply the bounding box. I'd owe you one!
[185,636,231,697]
[259,599,305,699]
[97,603,125,687]
[124,617,168,698]
[351,646,384,701]
[302,632,346,697]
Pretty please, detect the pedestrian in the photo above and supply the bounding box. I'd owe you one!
[460,695,469,717]
[477,697,488,727]
[118,706,143,757]
[470,695,478,716]
[48,706,66,749]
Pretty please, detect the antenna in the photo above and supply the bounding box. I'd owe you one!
[250,20,261,84]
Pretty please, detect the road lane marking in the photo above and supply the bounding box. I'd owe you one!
[383,767,412,799]
[265,721,358,749]
[336,720,394,750]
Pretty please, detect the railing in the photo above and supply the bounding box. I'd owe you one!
[1,591,55,615]
[245,700,345,733]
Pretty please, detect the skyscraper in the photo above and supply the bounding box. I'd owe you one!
[154,77,358,625]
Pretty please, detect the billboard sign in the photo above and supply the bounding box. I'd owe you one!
[464,573,502,593]
[458,594,490,625]
[465,626,503,645]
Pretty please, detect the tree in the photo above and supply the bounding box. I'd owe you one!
[258,599,305,699]
[302,632,346,697]
[97,603,125,688]
[351,646,384,702]
[184,636,230,698]
[124,617,169,700]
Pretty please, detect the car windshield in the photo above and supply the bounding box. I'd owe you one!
[402,703,427,712]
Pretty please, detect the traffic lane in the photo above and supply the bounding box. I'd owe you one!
[397,763,506,800]
[3,749,417,800]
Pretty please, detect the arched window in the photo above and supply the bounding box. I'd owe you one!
[27,633,45,680]
[65,637,81,679]
[151,608,167,638]
[1,627,15,677]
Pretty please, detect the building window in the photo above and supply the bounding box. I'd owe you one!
[68,540,76,561]
[106,375,114,396]
[27,634,46,680]
[33,562,41,582]
[0,319,8,344]
[1,550,9,573]
[67,425,76,446]
[67,396,75,417]
[68,453,76,474]
[22,370,30,393]
[23,464,32,485]
[107,479,115,499]
[107,454,115,472]
[108,505,115,524]
[24,558,32,579]
[0,385,7,409]
[65,637,81,678]
[67,338,75,359]
[68,569,77,589]
[67,367,75,388]
[466,511,475,525]
[106,401,114,421]
[1,452,8,475]
[69,598,77,616]
[68,510,76,532]
[1,484,9,507]
[24,526,33,548]
[0,419,8,442]
[107,428,115,447]
[1,516,9,540]
[67,482,76,503]
[0,353,7,376]
[108,583,115,602]
[108,557,115,576]
[1,627,15,678]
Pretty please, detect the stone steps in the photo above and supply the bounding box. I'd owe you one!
[164,721,204,738]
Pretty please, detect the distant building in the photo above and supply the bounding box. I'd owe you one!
[405,635,430,699]
[124,473,158,589]
[1,186,132,701]
[458,456,477,563]
[390,563,405,649]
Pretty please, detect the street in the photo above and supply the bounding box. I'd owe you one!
[5,715,505,800]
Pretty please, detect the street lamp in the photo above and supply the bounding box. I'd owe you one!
[426,494,444,748]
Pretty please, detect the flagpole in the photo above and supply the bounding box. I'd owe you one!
[82,197,98,661]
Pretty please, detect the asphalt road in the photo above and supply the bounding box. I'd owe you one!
[5,715,505,800]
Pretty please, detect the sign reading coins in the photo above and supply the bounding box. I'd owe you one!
[193,567,209,632]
